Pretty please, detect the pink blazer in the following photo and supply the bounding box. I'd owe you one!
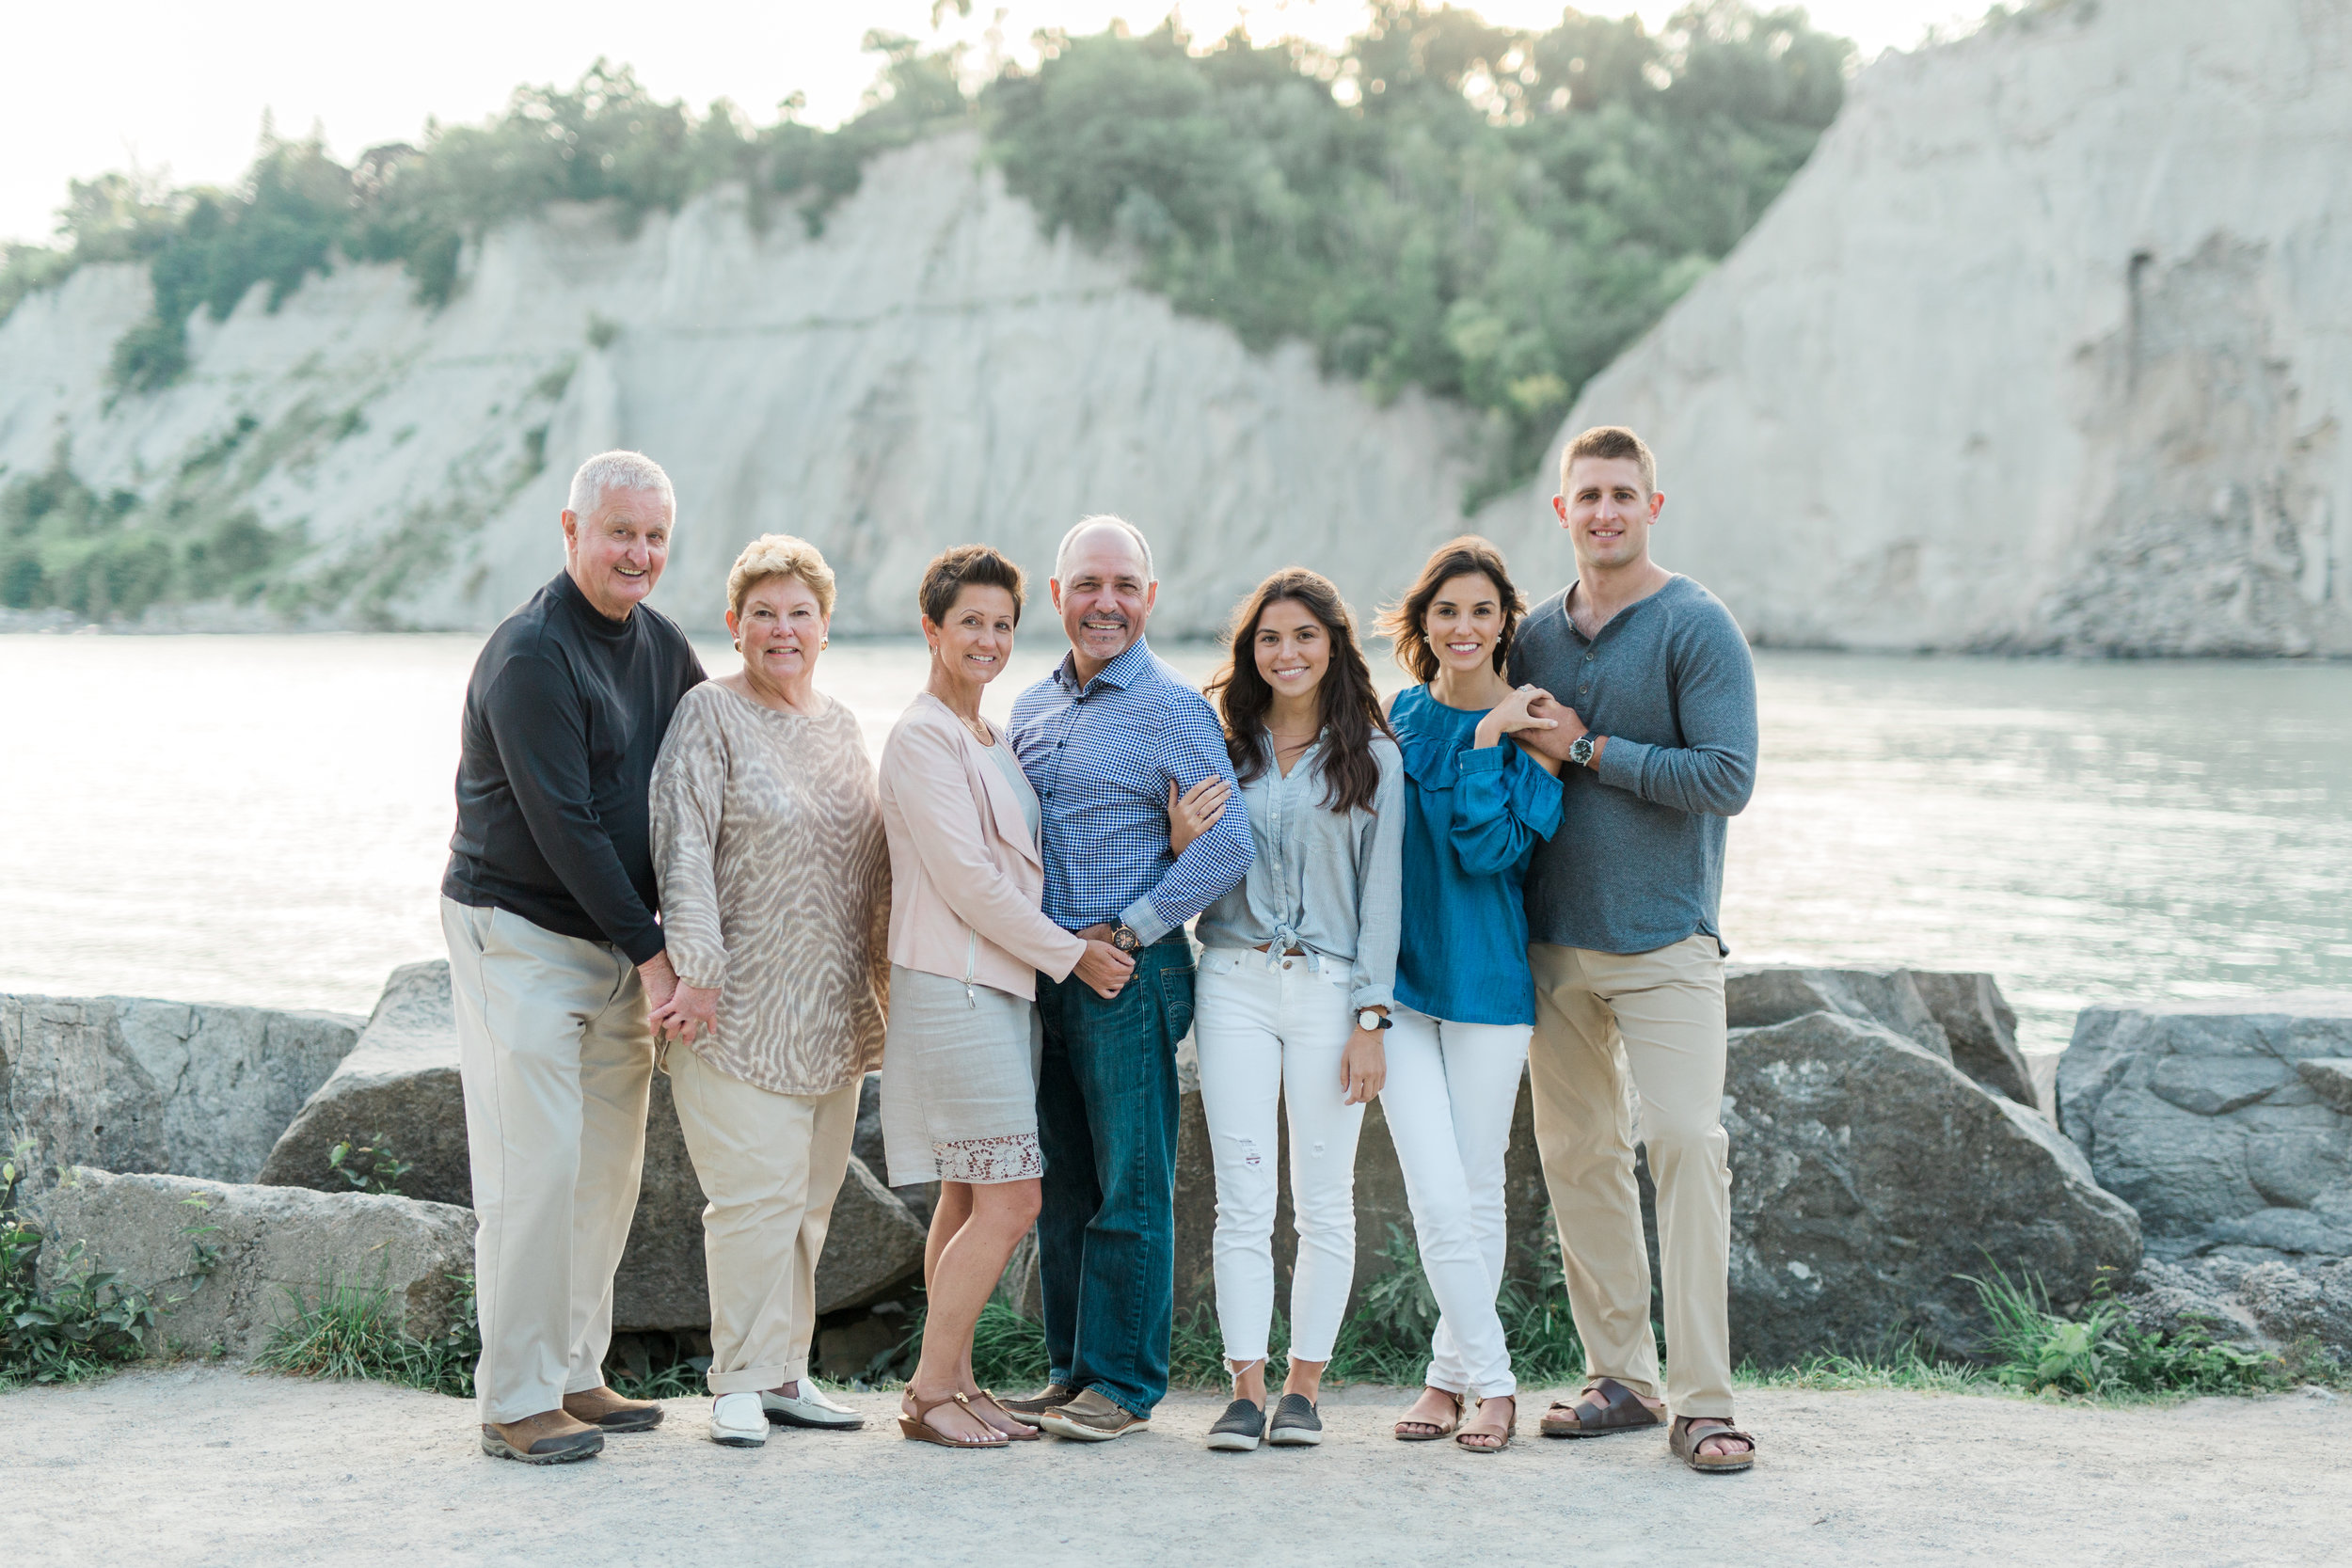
[877,693,1085,1000]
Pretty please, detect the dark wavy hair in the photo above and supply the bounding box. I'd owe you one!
[1205,568,1394,815]
[918,544,1026,626]
[1375,535,1528,685]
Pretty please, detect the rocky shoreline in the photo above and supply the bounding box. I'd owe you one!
[5,966,2347,1379]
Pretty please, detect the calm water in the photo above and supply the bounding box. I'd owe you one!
[3,635,2346,1054]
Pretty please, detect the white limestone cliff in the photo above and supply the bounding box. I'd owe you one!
[1472,0,2352,656]
[0,131,1482,637]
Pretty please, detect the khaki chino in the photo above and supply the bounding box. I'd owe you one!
[1528,932,1734,1419]
[664,1040,860,1393]
[442,897,653,1426]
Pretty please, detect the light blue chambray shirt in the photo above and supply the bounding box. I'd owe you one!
[1194,731,1406,1012]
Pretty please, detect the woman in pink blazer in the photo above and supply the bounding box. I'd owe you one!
[877,545,1136,1449]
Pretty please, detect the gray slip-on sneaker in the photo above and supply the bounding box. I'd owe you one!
[1204,1398,1266,1452]
[1266,1392,1323,1448]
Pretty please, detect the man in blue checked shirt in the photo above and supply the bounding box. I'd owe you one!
[995,515,1253,1443]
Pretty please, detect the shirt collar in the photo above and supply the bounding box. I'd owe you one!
[1057,636,1153,695]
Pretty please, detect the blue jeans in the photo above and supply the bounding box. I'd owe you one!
[1033,935,1195,1418]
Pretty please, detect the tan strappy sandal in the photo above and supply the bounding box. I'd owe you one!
[1394,1387,1465,1442]
[1671,1416,1756,1473]
[898,1390,1009,1449]
[1455,1394,1516,1453]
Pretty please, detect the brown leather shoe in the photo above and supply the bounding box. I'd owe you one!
[480,1410,605,1465]
[991,1382,1080,1430]
[564,1386,665,1433]
[1036,1388,1149,1442]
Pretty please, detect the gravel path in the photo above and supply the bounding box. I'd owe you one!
[6,1369,2346,1566]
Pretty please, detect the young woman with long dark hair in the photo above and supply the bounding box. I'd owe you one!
[1373,537,1565,1453]
[1184,567,1405,1452]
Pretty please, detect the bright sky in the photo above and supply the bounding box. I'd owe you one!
[1,0,1982,247]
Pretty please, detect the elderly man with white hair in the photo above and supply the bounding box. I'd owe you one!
[441,450,707,1465]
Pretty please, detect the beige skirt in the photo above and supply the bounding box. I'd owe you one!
[880,964,1044,1186]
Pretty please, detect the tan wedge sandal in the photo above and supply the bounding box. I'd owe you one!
[1455,1395,1516,1453]
[1393,1388,1465,1442]
[898,1390,1009,1449]
[967,1390,1041,1442]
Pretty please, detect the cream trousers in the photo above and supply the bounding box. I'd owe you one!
[443,897,653,1426]
[665,1041,861,1395]
[1528,933,1734,1420]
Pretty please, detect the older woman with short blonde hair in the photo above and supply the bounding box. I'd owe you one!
[649,532,891,1449]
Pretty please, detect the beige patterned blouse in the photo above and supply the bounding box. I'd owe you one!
[650,680,890,1097]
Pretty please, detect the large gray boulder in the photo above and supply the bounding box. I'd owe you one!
[256,962,468,1202]
[1,993,362,1188]
[1727,965,2037,1107]
[26,1165,474,1358]
[256,960,927,1329]
[2057,994,2352,1260]
[1721,1011,2141,1363]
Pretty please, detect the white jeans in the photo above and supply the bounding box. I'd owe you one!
[1380,1006,1531,1399]
[1194,948,1366,1366]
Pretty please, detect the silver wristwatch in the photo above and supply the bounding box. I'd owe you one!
[1568,732,1598,768]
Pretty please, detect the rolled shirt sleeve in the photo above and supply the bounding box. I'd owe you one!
[1120,697,1254,945]
[1348,746,1406,1012]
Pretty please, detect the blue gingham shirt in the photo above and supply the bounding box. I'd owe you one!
[1009,638,1254,943]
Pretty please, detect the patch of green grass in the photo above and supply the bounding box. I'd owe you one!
[1966,1263,2285,1399]
[0,1144,169,1388]
[254,1270,479,1400]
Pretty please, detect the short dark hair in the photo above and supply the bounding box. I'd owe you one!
[1375,536,1529,685]
[1560,424,1658,498]
[918,544,1026,626]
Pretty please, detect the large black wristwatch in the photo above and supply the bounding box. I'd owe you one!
[1109,923,1144,955]
[1568,732,1599,768]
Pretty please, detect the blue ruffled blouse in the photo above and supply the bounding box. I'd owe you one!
[1390,683,1566,1026]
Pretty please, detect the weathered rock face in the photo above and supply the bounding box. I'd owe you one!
[27,1166,474,1358]
[256,960,926,1328]
[1474,0,2352,657]
[2058,994,2352,1260]
[1,993,361,1188]
[0,132,1479,639]
[1724,1012,2141,1363]
[1726,965,2038,1107]
[256,961,468,1202]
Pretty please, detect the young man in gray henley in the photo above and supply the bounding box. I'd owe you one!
[1508,424,1760,1472]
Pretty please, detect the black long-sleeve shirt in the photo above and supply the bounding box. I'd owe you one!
[442,572,706,963]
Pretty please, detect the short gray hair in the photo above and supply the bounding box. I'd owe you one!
[1054,514,1155,585]
[566,450,675,521]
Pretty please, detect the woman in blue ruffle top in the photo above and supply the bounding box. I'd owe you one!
[1375,536,1564,1454]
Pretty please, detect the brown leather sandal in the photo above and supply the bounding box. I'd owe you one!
[968,1390,1041,1441]
[1455,1395,1516,1453]
[1539,1376,1663,1438]
[1671,1416,1756,1473]
[898,1390,1009,1449]
[1393,1387,1465,1442]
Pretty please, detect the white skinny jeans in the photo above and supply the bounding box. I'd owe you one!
[1381,1006,1530,1398]
[1194,948,1366,1366]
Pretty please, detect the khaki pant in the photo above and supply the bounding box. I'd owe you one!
[665,1042,860,1394]
[442,898,653,1425]
[1528,933,1734,1419]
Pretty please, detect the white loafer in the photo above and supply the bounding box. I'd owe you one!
[710,1391,769,1447]
[761,1383,865,1430]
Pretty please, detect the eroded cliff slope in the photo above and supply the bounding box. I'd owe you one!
[0,132,1480,636]
[1474,0,2352,656]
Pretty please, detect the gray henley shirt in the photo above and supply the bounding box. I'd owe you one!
[1508,573,1758,956]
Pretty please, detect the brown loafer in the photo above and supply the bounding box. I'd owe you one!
[1539,1377,1662,1438]
[480,1410,605,1465]
[564,1386,665,1433]
[1036,1388,1150,1442]
[991,1382,1080,1429]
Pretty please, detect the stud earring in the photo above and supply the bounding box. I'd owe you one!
[820,637,829,648]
